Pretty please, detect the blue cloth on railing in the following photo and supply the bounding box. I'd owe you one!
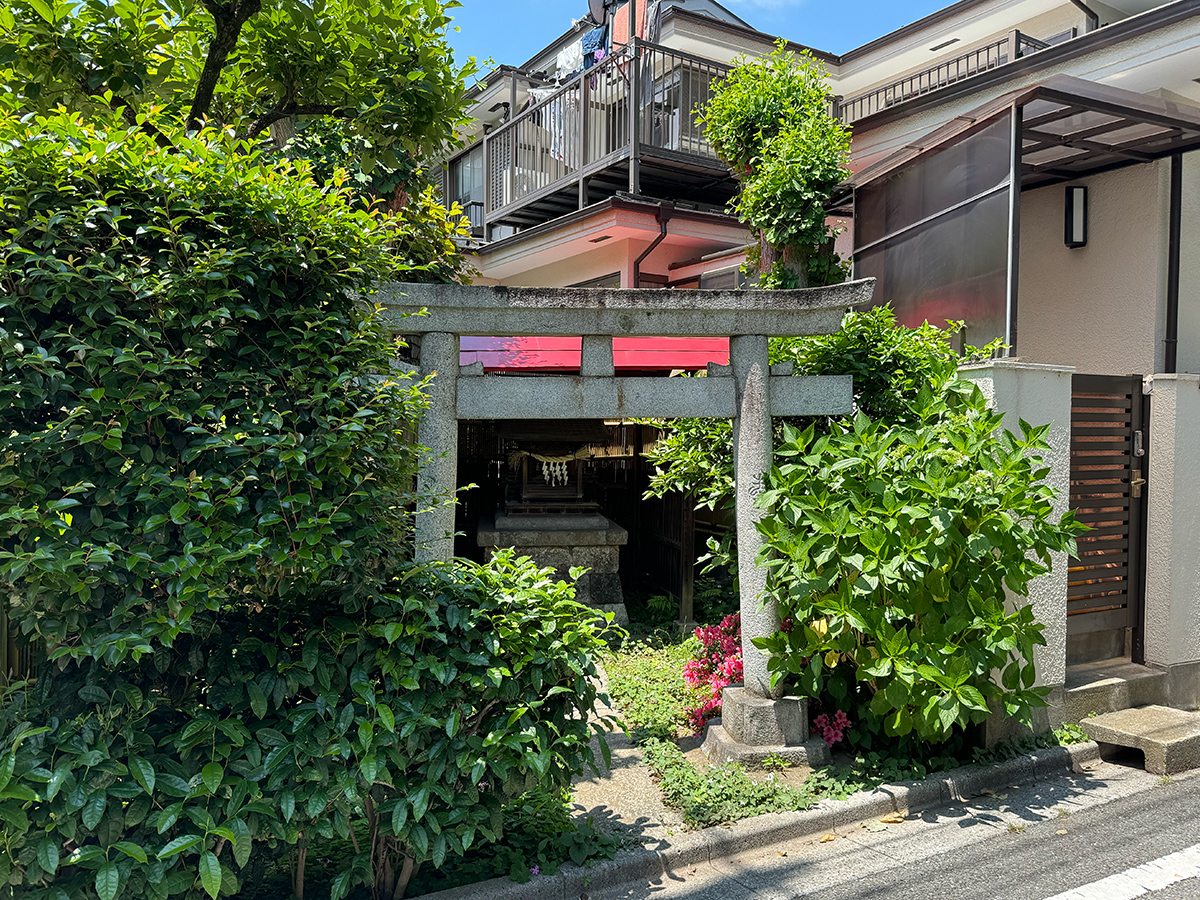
[582,25,606,54]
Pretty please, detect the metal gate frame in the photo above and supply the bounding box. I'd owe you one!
[1067,374,1149,661]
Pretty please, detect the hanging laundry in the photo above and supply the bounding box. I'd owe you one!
[556,38,584,76]
[645,0,663,42]
[588,46,608,86]
[528,86,574,162]
[582,25,607,55]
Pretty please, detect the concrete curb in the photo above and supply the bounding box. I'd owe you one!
[419,742,1100,900]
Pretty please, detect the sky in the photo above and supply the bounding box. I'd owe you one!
[446,0,956,73]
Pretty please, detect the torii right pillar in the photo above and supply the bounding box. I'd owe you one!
[702,334,834,769]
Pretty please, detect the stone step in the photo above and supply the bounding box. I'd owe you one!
[1063,657,1167,722]
[1081,705,1200,775]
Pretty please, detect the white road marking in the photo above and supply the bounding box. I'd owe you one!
[1043,844,1200,900]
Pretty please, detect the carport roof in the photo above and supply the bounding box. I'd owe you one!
[831,75,1200,207]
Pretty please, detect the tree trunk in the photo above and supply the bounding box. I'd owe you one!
[269,115,297,150]
[757,232,809,289]
[188,0,263,130]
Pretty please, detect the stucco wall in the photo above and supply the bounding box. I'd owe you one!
[1175,152,1200,374]
[1015,161,1167,376]
[1144,373,1200,668]
[961,360,1074,689]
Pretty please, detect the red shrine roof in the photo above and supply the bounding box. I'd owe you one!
[459,336,730,372]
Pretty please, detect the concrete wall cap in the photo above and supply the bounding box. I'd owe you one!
[959,360,1076,374]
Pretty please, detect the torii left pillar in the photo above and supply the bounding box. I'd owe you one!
[415,332,458,563]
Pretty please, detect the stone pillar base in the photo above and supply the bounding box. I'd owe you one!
[699,686,831,769]
[700,724,831,769]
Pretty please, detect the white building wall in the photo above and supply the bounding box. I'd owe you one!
[1016,161,1168,376]
[1174,151,1200,374]
[1143,373,1200,708]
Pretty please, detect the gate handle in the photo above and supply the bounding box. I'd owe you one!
[1131,472,1147,499]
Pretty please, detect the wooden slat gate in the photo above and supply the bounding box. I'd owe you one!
[1067,374,1148,656]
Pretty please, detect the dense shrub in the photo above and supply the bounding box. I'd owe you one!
[756,382,1084,745]
[0,115,615,900]
[645,309,980,573]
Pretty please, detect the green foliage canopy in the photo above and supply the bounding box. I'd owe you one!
[0,0,475,159]
[698,44,851,288]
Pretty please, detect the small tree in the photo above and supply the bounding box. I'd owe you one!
[698,43,851,289]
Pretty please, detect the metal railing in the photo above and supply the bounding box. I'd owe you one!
[459,200,485,235]
[638,45,727,161]
[838,30,1050,124]
[446,41,730,230]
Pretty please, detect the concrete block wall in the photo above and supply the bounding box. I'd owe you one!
[1144,373,1200,710]
[961,361,1075,738]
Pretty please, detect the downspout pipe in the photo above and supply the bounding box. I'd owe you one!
[1068,0,1100,32]
[632,202,674,288]
[1165,153,1182,373]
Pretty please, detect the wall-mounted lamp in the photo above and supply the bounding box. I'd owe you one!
[1064,185,1088,248]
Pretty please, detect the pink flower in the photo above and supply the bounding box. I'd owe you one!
[684,613,744,733]
[812,709,853,746]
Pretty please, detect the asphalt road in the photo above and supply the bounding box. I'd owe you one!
[605,761,1200,900]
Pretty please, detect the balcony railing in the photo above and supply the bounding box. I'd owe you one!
[838,30,1050,124]
[447,41,730,231]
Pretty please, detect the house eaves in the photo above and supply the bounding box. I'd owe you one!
[838,73,1200,198]
[847,0,1200,132]
[475,196,743,257]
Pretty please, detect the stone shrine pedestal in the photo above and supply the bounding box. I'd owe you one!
[477,514,630,624]
[701,687,831,769]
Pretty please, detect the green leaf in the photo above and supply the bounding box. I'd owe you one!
[201,763,223,794]
[330,871,352,900]
[247,683,267,719]
[199,851,221,900]
[82,794,107,830]
[231,820,252,868]
[280,789,294,822]
[38,837,61,875]
[112,842,148,863]
[157,834,203,859]
[95,862,120,900]
[131,758,156,795]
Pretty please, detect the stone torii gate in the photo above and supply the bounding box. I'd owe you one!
[380,279,875,767]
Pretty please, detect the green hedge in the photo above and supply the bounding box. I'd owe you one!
[0,114,616,900]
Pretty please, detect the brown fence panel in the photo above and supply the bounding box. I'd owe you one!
[1067,374,1147,657]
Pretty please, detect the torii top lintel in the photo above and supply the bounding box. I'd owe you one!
[376,279,876,338]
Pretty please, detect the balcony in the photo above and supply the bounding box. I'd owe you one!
[446,41,736,237]
[837,30,1051,124]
